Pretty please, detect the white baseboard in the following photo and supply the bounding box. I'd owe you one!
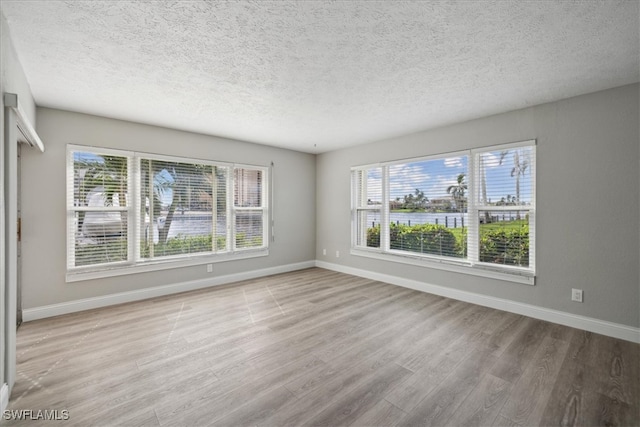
[316,261,640,344]
[1,383,8,414]
[23,261,315,322]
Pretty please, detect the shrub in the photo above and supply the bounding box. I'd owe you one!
[391,223,461,257]
[141,234,226,258]
[75,238,127,266]
[235,232,263,248]
[366,225,381,248]
[479,226,529,266]
[367,223,462,258]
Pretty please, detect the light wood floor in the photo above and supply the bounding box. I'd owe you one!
[4,268,639,426]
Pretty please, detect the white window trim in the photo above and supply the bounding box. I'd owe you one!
[66,145,270,282]
[350,140,536,285]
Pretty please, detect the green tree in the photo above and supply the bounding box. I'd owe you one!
[478,155,491,223]
[446,173,467,212]
[402,188,428,211]
[499,149,530,219]
[140,160,218,246]
[74,155,128,231]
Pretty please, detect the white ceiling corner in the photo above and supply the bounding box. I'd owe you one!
[1,0,638,153]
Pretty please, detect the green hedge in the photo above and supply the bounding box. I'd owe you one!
[479,226,529,266]
[368,223,463,258]
[367,222,528,266]
[142,234,226,258]
[75,238,127,266]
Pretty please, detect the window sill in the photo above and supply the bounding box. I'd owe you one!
[66,248,269,283]
[350,247,534,285]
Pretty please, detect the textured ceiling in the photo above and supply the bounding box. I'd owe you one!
[1,1,639,153]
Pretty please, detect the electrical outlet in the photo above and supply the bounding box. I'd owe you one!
[571,288,583,302]
[336,250,340,258]
[323,249,327,256]
[206,264,213,273]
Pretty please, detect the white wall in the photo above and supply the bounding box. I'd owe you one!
[1,7,37,397]
[20,108,316,309]
[316,84,640,329]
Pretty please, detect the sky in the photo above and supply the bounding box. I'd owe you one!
[365,147,534,205]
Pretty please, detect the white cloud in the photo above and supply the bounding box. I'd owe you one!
[482,153,502,168]
[389,164,430,199]
[444,157,463,168]
[426,175,459,198]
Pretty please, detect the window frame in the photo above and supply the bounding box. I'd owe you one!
[350,140,536,285]
[351,166,384,249]
[66,145,270,282]
[232,165,270,251]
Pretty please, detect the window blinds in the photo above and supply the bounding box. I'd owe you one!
[67,146,268,272]
[351,141,535,274]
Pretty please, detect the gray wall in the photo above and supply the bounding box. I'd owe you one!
[1,7,37,392]
[20,108,316,309]
[316,84,640,329]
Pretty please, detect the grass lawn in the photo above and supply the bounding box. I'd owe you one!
[480,219,528,232]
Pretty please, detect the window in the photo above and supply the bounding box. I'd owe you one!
[353,167,382,248]
[351,140,535,283]
[138,158,228,259]
[67,145,269,279]
[233,167,266,249]
[68,149,132,268]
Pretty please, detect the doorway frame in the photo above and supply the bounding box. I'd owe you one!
[3,92,44,401]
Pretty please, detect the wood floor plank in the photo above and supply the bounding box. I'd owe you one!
[444,373,512,427]
[489,317,550,383]
[350,399,407,427]
[303,362,412,427]
[538,330,640,426]
[157,354,323,425]
[261,354,406,426]
[498,335,569,426]
[210,386,297,427]
[384,329,492,413]
[396,350,499,426]
[5,268,638,427]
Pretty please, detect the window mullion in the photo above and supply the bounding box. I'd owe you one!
[147,159,154,258]
[358,170,367,247]
[228,166,235,252]
[130,156,139,263]
[350,170,358,248]
[467,152,479,263]
[66,150,76,269]
[211,165,217,253]
[262,167,269,248]
[380,166,390,252]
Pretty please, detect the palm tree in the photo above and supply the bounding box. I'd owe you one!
[140,159,216,246]
[74,154,128,233]
[499,149,530,219]
[403,188,428,211]
[447,173,467,212]
[478,155,491,223]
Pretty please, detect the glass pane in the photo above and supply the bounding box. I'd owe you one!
[235,211,263,248]
[477,146,534,206]
[139,159,225,258]
[73,211,127,266]
[479,210,530,267]
[356,210,380,248]
[73,152,128,208]
[71,151,129,267]
[356,168,382,206]
[387,156,468,258]
[235,168,262,207]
